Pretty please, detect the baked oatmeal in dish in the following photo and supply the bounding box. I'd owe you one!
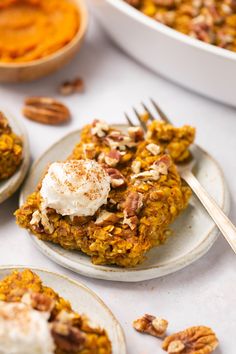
[0,269,111,354]
[0,112,23,181]
[125,0,236,52]
[15,119,195,267]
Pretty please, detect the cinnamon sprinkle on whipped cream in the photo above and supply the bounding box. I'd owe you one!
[40,160,111,217]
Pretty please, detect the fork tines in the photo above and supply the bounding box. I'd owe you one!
[125,98,172,129]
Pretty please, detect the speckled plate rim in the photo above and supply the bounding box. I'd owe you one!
[19,126,231,282]
[0,112,30,204]
[0,265,127,354]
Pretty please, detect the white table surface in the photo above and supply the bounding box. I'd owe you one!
[0,15,236,354]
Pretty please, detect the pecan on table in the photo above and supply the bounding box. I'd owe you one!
[162,326,219,354]
[133,314,168,338]
[23,97,71,125]
[59,77,84,96]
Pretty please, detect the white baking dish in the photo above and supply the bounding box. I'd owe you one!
[89,0,236,107]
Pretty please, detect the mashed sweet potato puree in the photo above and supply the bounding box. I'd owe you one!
[0,0,79,63]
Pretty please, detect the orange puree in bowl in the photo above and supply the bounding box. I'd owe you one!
[0,0,79,63]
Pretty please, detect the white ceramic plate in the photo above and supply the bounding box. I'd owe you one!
[0,266,126,354]
[20,126,230,282]
[0,113,30,204]
[89,0,236,107]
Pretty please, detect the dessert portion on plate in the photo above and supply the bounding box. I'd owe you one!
[0,269,111,354]
[125,0,236,52]
[0,112,23,181]
[15,119,195,267]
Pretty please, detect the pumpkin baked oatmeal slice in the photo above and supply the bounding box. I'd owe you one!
[15,119,195,267]
[0,112,23,181]
[0,269,111,354]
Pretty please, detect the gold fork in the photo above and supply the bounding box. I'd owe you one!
[125,99,236,254]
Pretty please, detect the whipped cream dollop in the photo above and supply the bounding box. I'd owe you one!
[0,301,55,354]
[40,160,111,217]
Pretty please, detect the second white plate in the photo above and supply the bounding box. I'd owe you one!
[0,266,126,354]
[20,126,230,282]
[0,113,30,204]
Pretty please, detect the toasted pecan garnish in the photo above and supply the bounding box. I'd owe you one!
[22,292,55,312]
[123,191,144,217]
[51,322,85,352]
[95,210,120,226]
[104,149,121,167]
[51,310,85,352]
[104,166,126,188]
[123,191,143,229]
[23,97,71,125]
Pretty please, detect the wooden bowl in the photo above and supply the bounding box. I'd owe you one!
[0,0,88,83]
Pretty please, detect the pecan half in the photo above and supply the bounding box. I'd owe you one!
[59,77,84,96]
[23,97,71,125]
[104,167,126,188]
[162,326,219,354]
[22,292,55,312]
[133,314,168,338]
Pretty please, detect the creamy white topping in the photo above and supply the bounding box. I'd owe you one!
[0,301,55,354]
[40,160,111,217]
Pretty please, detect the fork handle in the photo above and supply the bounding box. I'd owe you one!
[181,170,236,254]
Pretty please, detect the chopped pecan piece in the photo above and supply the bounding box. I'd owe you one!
[152,154,171,175]
[104,167,126,188]
[95,210,119,226]
[105,131,137,150]
[30,210,54,234]
[123,191,143,217]
[91,119,109,138]
[104,149,121,167]
[123,191,143,229]
[146,143,161,155]
[132,154,171,181]
[123,215,138,230]
[133,314,168,338]
[82,143,96,159]
[23,97,71,125]
[59,77,84,96]
[22,292,55,312]
[131,160,141,174]
[128,126,144,141]
[162,326,219,354]
[51,322,85,352]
